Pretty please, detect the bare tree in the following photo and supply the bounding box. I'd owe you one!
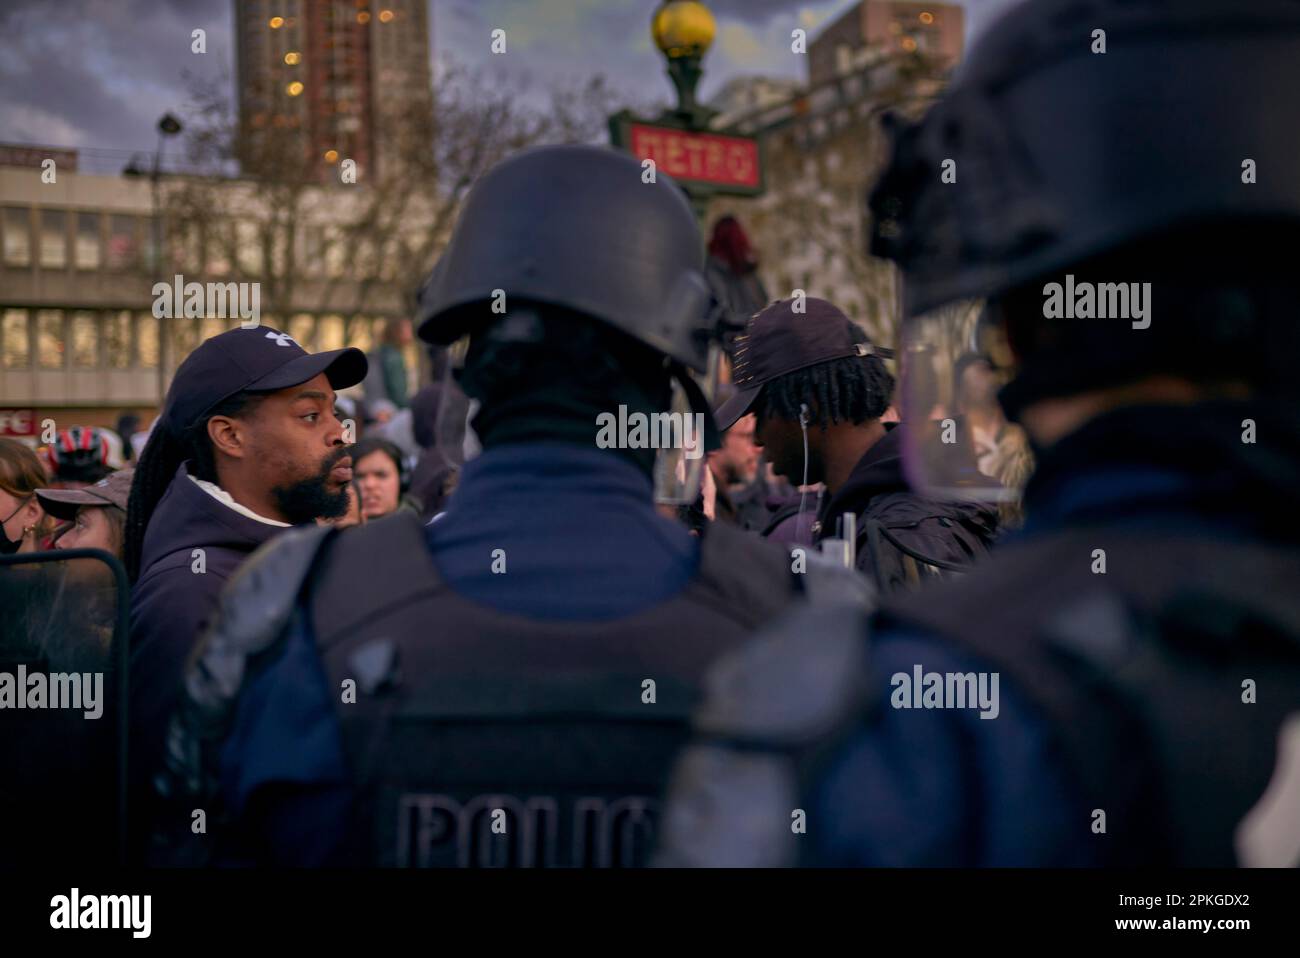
[162,62,641,341]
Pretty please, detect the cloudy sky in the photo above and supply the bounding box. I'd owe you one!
[0,0,1021,169]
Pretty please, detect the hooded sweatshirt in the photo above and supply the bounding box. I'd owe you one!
[815,423,999,591]
[129,462,290,811]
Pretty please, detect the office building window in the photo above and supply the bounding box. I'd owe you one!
[200,317,227,342]
[346,315,373,353]
[71,311,99,367]
[141,216,160,271]
[171,316,200,361]
[105,310,132,368]
[40,209,68,268]
[106,215,139,270]
[289,313,315,350]
[236,220,261,275]
[36,310,65,368]
[207,220,231,276]
[2,207,31,267]
[318,314,344,352]
[170,220,201,273]
[137,313,160,368]
[76,212,101,269]
[2,309,30,368]
[324,226,346,279]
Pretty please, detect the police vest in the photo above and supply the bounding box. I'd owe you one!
[153,510,870,867]
[878,527,1300,866]
[657,527,1300,866]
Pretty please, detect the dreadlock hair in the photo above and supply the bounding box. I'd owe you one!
[758,328,895,432]
[123,391,265,583]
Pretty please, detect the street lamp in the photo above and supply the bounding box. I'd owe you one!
[651,1,718,127]
[125,113,183,407]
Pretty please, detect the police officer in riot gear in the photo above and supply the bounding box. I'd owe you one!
[151,145,865,867]
[656,0,1300,867]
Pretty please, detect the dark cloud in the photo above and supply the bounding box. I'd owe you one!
[707,0,819,24]
[0,0,231,156]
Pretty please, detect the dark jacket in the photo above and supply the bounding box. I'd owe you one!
[129,463,289,819]
[659,401,1300,867]
[816,423,998,590]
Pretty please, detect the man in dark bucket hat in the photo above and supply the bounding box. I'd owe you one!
[718,296,996,591]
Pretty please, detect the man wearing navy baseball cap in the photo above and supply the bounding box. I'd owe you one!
[123,325,365,850]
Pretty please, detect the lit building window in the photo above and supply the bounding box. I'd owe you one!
[289,314,316,350]
[105,310,132,369]
[136,313,159,368]
[36,310,65,369]
[2,309,29,368]
[318,315,345,352]
[172,316,201,363]
[71,311,99,368]
[201,317,227,342]
[346,315,374,352]
[286,80,305,96]
[285,51,302,65]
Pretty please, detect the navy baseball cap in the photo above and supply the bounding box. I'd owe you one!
[715,297,895,431]
[161,326,368,438]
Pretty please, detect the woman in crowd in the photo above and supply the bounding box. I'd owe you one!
[37,468,133,559]
[351,436,419,521]
[0,438,57,554]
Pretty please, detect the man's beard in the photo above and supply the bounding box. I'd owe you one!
[271,449,350,524]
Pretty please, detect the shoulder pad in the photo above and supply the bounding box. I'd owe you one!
[692,601,874,747]
[157,524,336,803]
[198,523,336,668]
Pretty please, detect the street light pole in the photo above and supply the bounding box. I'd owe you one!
[151,114,182,408]
[651,1,719,227]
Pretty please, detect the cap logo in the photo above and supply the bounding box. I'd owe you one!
[265,331,297,348]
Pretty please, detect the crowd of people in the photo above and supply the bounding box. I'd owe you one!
[4,0,1300,871]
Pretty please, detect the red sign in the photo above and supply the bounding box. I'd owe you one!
[0,409,37,437]
[0,144,78,172]
[627,124,761,191]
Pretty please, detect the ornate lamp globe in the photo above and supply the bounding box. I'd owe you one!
[652,1,717,60]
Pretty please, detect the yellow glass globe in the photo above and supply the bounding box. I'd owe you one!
[652,1,716,59]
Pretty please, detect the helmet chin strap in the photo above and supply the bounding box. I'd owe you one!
[796,403,811,537]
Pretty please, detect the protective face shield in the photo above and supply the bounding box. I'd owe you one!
[898,299,1031,504]
[651,350,717,507]
[431,334,479,470]
[430,330,719,507]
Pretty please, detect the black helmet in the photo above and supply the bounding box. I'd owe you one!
[417,144,713,372]
[870,0,1300,318]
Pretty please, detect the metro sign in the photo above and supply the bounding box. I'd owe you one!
[612,118,763,195]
